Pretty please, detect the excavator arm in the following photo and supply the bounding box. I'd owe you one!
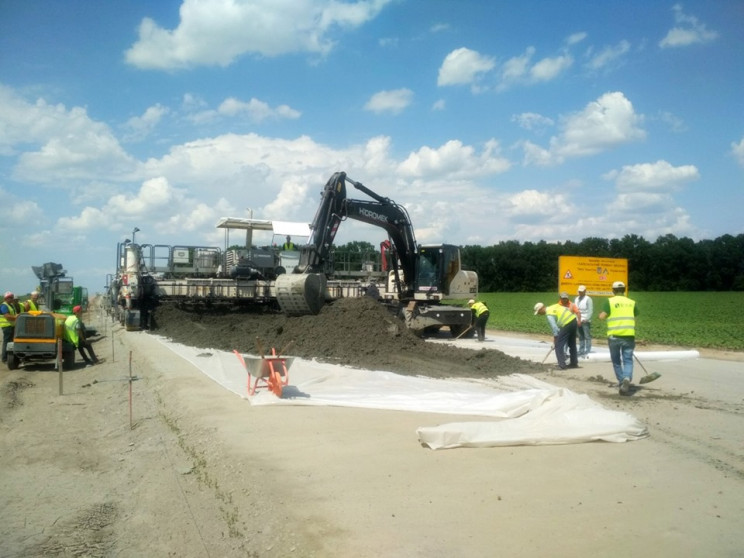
[297,172,417,281]
[277,171,419,315]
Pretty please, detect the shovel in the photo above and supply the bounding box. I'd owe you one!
[541,345,554,364]
[634,353,662,384]
[455,325,473,340]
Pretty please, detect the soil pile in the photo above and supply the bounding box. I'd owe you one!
[149,297,544,378]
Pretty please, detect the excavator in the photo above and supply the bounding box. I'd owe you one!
[275,172,478,336]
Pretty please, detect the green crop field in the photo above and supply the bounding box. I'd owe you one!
[458,292,744,352]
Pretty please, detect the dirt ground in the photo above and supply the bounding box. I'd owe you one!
[148,297,544,379]
[1,298,743,557]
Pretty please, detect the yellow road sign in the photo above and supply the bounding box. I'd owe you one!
[559,256,628,297]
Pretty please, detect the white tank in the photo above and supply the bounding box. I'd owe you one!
[125,245,139,273]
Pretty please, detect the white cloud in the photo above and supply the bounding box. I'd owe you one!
[585,40,630,71]
[0,187,42,224]
[432,99,445,111]
[530,54,573,81]
[731,138,744,167]
[603,160,700,191]
[567,32,587,46]
[506,189,565,218]
[657,111,687,133]
[218,97,301,121]
[0,86,139,183]
[559,91,645,156]
[125,0,392,70]
[500,47,534,82]
[498,46,572,89]
[521,92,646,165]
[659,4,719,48]
[182,96,301,124]
[363,88,413,114]
[397,139,510,179]
[182,93,208,111]
[437,47,495,87]
[124,104,169,141]
[57,206,110,230]
[107,176,177,214]
[520,141,554,166]
[512,112,554,131]
[430,23,450,33]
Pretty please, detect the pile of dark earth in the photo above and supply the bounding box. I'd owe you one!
[148,297,546,379]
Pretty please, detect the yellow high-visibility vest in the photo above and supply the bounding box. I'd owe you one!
[546,304,577,327]
[606,295,636,336]
[0,301,16,328]
[64,314,81,346]
[471,301,488,317]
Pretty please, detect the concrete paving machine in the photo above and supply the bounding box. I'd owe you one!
[275,172,478,336]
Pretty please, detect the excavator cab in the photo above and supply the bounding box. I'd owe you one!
[414,245,478,301]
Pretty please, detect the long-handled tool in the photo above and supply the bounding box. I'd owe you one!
[541,345,554,364]
[455,325,473,340]
[634,353,662,384]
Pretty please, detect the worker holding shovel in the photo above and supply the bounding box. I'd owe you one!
[598,281,639,396]
[533,301,579,370]
[467,299,490,342]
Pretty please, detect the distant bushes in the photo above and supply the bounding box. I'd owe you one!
[460,233,744,292]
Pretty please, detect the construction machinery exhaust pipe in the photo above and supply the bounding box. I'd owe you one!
[275,273,327,316]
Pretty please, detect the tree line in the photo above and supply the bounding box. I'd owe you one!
[335,234,744,292]
[459,233,744,292]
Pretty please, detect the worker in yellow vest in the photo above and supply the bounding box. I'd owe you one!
[534,300,579,370]
[1,291,18,364]
[467,299,490,342]
[599,281,639,396]
[23,291,41,312]
[282,236,295,250]
[64,305,99,367]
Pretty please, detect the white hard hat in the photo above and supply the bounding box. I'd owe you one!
[612,281,626,289]
[533,302,545,315]
[577,285,586,293]
[467,299,475,306]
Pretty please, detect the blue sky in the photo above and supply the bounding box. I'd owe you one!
[1,0,742,295]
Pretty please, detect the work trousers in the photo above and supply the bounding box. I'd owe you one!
[76,340,98,364]
[608,336,635,384]
[2,326,13,363]
[555,320,578,369]
[577,321,592,355]
[474,311,490,341]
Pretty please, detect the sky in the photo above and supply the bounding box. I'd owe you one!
[1,0,743,295]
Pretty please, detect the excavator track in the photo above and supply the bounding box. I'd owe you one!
[275,273,327,316]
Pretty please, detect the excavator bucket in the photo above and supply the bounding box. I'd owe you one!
[275,273,327,316]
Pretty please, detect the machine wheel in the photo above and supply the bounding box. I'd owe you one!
[6,353,19,370]
[423,325,442,337]
[63,350,75,370]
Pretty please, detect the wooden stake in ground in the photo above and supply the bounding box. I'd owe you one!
[129,351,133,429]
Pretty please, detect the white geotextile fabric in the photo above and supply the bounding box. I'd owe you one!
[155,336,648,448]
[427,335,700,364]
